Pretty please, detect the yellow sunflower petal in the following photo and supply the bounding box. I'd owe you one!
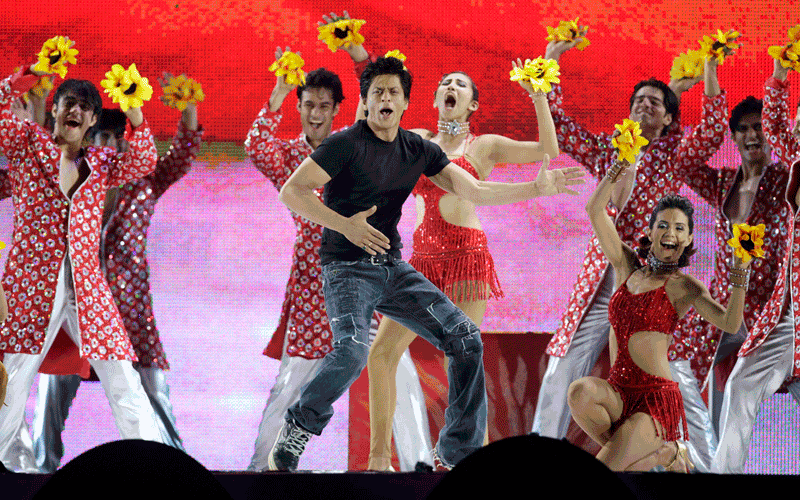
[317,19,366,52]
[789,25,800,42]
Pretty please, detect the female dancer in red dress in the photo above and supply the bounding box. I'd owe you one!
[568,159,750,471]
[366,63,559,470]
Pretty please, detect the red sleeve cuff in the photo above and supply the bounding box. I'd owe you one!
[9,66,39,95]
[353,49,379,79]
[765,76,790,90]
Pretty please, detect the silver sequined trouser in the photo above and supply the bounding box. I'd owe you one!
[248,320,432,471]
[712,308,800,473]
[31,365,183,473]
[532,271,614,438]
[0,259,163,472]
[532,270,716,471]
[669,359,717,472]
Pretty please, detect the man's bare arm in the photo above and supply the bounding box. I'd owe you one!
[279,157,391,254]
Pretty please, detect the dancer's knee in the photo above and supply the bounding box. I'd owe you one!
[367,334,405,370]
[567,378,599,412]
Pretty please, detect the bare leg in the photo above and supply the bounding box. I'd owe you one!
[625,440,692,472]
[596,412,665,471]
[367,286,488,470]
[567,376,623,447]
[367,319,417,471]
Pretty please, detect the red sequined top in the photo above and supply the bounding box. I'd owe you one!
[608,278,679,385]
[410,149,502,301]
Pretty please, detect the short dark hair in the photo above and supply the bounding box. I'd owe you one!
[297,67,344,105]
[729,96,762,133]
[89,108,126,141]
[52,79,102,117]
[636,194,696,268]
[359,57,412,100]
[629,79,679,121]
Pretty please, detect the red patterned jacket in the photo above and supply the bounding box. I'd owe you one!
[0,71,157,362]
[245,107,332,360]
[545,85,727,363]
[739,76,800,378]
[673,147,789,386]
[102,121,203,369]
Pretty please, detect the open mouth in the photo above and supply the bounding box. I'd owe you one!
[661,242,677,250]
[444,94,456,109]
[64,119,81,129]
[380,107,393,118]
[308,121,324,130]
[744,142,762,152]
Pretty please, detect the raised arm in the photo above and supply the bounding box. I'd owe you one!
[279,157,390,255]
[151,102,203,199]
[543,41,613,179]
[672,59,728,208]
[428,153,583,206]
[318,11,372,124]
[585,161,635,276]
[476,60,559,170]
[763,58,800,166]
[107,113,157,185]
[0,66,41,160]
[244,56,294,184]
[686,257,749,333]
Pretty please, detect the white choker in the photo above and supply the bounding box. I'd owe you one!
[438,119,470,136]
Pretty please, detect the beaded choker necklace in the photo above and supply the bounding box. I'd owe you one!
[438,119,470,136]
[647,252,679,273]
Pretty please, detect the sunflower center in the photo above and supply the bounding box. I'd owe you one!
[49,51,62,65]
[333,27,351,39]
[712,41,726,51]
[740,238,755,252]
[123,83,138,95]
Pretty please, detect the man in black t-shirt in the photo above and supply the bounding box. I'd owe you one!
[270,56,584,471]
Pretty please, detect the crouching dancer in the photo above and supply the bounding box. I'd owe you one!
[270,56,584,471]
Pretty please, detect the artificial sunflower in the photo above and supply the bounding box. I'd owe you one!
[509,57,561,93]
[269,50,306,86]
[545,18,590,50]
[670,49,705,80]
[384,49,407,69]
[769,41,800,72]
[100,63,154,112]
[699,29,740,64]
[32,36,78,79]
[787,25,800,43]
[611,119,649,164]
[317,18,366,52]
[162,74,204,111]
[727,223,766,263]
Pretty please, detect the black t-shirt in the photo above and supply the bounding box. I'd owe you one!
[311,120,450,264]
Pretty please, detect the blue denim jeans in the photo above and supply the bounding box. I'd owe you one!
[287,259,487,467]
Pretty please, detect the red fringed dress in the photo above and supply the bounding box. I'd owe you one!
[606,275,687,441]
[409,145,503,303]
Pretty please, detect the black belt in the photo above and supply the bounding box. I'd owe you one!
[360,253,396,265]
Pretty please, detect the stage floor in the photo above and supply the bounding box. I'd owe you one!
[5,469,800,500]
